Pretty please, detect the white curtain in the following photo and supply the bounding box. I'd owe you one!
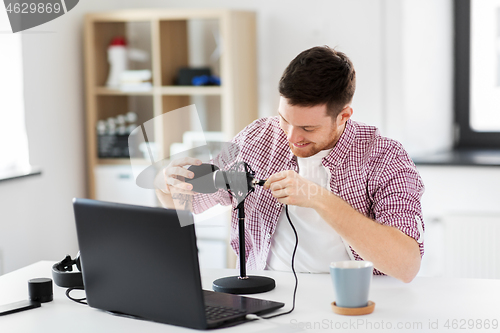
[0,9,30,175]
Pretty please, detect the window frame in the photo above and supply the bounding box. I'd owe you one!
[455,0,500,148]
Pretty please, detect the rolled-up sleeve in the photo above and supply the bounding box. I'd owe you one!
[371,145,425,258]
[192,190,233,214]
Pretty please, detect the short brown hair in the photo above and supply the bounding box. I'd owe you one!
[278,46,356,118]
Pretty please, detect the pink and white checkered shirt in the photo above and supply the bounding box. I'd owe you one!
[193,117,425,275]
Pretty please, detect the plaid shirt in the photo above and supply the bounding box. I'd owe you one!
[193,117,425,275]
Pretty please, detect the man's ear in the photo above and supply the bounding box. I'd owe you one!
[336,106,353,125]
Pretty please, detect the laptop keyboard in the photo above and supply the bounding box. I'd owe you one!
[205,305,247,321]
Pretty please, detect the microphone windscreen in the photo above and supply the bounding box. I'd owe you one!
[185,164,220,194]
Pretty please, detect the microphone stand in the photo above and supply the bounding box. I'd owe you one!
[212,164,276,294]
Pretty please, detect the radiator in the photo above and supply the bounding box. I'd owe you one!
[443,215,500,279]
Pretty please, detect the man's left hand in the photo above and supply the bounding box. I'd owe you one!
[263,170,328,207]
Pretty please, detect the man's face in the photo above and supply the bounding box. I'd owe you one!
[278,96,348,158]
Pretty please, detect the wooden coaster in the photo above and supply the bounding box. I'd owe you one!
[331,301,375,315]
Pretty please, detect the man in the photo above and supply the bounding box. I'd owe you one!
[156,46,424,283]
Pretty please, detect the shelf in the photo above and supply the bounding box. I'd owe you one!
[87,9,231,22]
[95,87,154,95]
[85,9,257,200]
[95,86,222,96]
[158,86,222,95]
[98,158,151,165]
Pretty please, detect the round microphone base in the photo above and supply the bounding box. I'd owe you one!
[212,276,276,294]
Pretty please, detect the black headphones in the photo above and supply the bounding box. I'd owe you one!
[52,252,84,289]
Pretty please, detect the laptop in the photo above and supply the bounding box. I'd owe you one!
[72,198,284,329]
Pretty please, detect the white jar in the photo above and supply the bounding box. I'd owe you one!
[106,37,128,88]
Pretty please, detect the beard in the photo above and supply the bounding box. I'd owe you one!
[288,142,324,158]
[284,122,345,158]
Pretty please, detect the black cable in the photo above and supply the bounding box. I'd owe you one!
[65,287,88,305]
[260,204,298,319]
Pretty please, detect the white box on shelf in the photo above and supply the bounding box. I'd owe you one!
[94,165,157,207]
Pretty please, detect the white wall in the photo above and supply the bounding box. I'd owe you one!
[384,0,453,156]
[0,0,127,274]
[0,0,453,274]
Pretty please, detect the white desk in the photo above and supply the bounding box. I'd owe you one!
[1,261,499,332]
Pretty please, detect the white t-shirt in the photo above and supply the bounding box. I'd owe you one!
[266,149,352,273]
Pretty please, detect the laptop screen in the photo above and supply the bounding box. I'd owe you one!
[73,198,208,329]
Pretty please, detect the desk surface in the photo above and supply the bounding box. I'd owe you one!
[1,261,499,332]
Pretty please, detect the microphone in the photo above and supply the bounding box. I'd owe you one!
[185,163,266,196]
[187,162,276,294]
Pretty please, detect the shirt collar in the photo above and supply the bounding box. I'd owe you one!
[324,118,356,167]
[287,150,298,169]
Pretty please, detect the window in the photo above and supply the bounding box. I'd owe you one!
[455,0,500,147]
[0,9,31,179]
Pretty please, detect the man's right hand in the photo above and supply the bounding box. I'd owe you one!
[154,157,202,209]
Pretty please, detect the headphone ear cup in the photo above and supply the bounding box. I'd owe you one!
[52,254,84,289]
